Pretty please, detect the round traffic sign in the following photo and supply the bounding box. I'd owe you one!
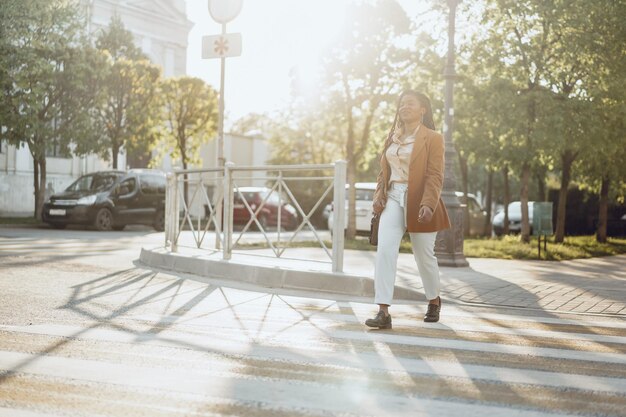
[208,0,243,24]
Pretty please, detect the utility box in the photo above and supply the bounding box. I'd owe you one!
[532,202,554,236]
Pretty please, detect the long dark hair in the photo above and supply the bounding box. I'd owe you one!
[383,90,436,149]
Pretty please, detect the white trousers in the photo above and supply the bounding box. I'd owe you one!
[374,182,440,305]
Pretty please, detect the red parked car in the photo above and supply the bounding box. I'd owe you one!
[205,186,300,231]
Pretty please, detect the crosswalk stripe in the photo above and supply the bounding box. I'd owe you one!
[327,330,626,364]
[4,319,625,362]
[3,327,622,380]
[0,350,610,416]
[1,322,625,394]
[0,409,65,417]
[124,310,626,344]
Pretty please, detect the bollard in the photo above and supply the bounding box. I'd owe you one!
[332,160,347,273]
[223,162,234,260]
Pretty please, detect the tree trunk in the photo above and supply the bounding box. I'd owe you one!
[177,135,189,211]
[345,108,356,240]
[536,168,546,201]
[37,157,47,222]
[596,174,610,243]
[484,168,493,236]
[32,156,47,221]
[502,165,510,235]
[520,162,531,243]
[346,157,357,240]
[33,157,40,220]
[112,142,120,170]
[182,159,189,211]
[458,154,469,237]
[555,150,575,243]
[520,90,536,244]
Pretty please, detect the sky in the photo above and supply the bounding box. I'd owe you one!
[184,0,456,128]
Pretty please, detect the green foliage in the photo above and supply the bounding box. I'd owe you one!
[94,14,145,61]
[155,76,218,169]
[455,0,626,241]
[81,16,162,169]
[0,0,93,153]
[0,0,99,217]
[463,235,626,261]
[240,1,422,235]
[321,0,414,237]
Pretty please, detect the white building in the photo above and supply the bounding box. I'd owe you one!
[180,132,270,219]
[0,0,192,216]
[200,132,269,174]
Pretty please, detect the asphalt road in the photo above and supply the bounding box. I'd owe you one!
[1,226,625,417]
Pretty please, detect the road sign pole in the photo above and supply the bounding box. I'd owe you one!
[215,23,226,250]
[206,0,243,252]
[217,23,226,169]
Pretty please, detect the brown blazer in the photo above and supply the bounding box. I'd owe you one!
[372,124,452,233]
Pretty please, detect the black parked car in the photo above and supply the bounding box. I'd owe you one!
[42,169,167,231]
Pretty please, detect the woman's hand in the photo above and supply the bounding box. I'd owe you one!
[418,205,433,223]
[372,199,386,214]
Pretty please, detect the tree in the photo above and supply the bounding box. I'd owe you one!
[573,0,626,242]
[157,76,218,205]
[538,94,595,242]
[320,0,413,239]
[455,61,528,237]
[466,0,592,243]
[230,112,277,137]
[84,15,161,169]
[0,0,101,219]
[266,105,346,228]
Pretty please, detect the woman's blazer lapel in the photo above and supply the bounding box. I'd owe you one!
[409,125,430,165]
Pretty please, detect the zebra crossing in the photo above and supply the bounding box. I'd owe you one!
[1,271,625,417]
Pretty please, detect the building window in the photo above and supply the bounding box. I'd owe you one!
[45,137,70,158]
[44,116,70,158]
[0,139,6,154]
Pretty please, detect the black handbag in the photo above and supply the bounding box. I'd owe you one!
[369,211,381,246]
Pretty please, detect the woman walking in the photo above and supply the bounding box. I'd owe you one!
[365,90,451,329]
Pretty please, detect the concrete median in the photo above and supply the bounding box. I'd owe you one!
[139,246,422,302]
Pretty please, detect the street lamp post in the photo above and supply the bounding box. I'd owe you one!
[435,0,469,267]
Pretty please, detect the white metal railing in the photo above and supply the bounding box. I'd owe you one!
[164,160,347,272]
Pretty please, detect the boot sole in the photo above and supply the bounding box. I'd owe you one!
[365,321,392,329]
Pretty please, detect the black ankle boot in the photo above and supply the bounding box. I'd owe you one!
[365,310,392,329]
[424,296,441,322]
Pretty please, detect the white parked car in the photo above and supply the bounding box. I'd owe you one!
[492,201,535,236]
[326,182,376,235]
[326,184,492,236]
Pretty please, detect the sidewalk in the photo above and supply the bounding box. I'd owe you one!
[146,244,626,317]
[311,247,626,316]
[426,255,626,316]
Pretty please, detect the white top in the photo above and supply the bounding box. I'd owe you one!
[386,124,421,186]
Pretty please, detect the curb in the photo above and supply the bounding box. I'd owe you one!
[139,246,423,302]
